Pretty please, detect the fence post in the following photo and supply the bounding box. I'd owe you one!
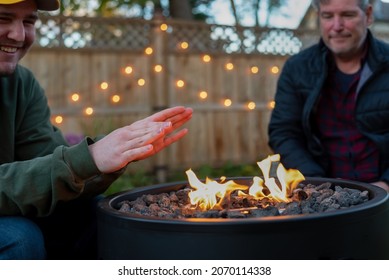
[150,18,170,183]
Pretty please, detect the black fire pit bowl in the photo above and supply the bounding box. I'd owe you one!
[97,177,389,260]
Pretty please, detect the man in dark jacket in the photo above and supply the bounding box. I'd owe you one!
[268,0,389,192]
[0,0,192,259]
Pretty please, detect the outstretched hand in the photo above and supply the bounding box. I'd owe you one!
[88,106,193,173]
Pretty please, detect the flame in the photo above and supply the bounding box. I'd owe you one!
[186,169,248,211]
[186,154,305,211]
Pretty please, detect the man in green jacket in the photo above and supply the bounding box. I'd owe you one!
[0,0,193,259]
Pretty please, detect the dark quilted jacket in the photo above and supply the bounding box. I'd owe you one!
[268,30,389,183]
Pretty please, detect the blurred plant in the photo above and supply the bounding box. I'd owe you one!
[104,169,155,196]
[105,161,262,195]
[64,133,85,146]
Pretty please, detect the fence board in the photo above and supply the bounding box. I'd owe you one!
[21,16,366,178]
[20,52,286,174]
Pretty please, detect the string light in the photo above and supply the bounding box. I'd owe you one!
[247,101,256,110]
[179,41,189,50]
[138,78,146,86]
[271,66,279,74]
[54,115,63,124]
[176,80,185,88]
[55,57,279,119]
[202,55,211,63]
[250,66,259,74]
[154,64,163,72]
[145,47,153,55]
[100,82,109,90]
[160,23,168,31]
[124,66,133,75]
[85,107,94,115]
[71,93,80,102]
[111,95,121,103]
[199,91,208,100]
[223,98,232,107]
[225,62,234,71]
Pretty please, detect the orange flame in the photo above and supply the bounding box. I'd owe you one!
[186,154,305,211]
[186,170,248,211]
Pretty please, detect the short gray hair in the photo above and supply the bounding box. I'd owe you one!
[311,0,370,11]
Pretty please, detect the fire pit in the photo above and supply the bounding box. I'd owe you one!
[97,176,389,260]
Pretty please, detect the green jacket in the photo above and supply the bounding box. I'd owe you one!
[0,65,120,217]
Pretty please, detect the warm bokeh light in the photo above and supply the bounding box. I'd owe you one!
[225,63,234,71]
[160,23,168,31]
[111,95,121,103]
[223,98,232,107]
[271,66,280,74]
[145,47,153,55]
[247,101,256,110]
[100,82,109,90]
[138,78,146,86]
[269,100,276,109]
[250,66,259,74]
[124,66,133,75]
[54,115,63,124]
[85,107,94,115]
[199,91,208,99]
[71,93,80,102]
[180,41,189,50]
[176,80,185,88]
[202,55,211,63]
[154,64,163,72]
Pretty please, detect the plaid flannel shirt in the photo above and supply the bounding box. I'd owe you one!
[315,62,379,182]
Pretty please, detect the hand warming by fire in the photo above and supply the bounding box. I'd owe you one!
[186,154,305,211]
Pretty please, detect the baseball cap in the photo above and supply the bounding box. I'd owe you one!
[0,0,60,11]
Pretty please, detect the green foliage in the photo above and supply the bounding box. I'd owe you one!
[104,169,155,196]
[61,0,210,20]
[190,162,261,179]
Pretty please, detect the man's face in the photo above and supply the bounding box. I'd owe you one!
[0,0,38,75]
[318,0,373,59]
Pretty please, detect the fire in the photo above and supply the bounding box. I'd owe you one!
[186,170,248,211]
[186,154,305,211]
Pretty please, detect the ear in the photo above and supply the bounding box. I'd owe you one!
[365,4,374,26]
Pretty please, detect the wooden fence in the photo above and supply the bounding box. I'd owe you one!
[19,15,389,179]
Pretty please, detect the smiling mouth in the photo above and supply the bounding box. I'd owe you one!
[330,33,351,39]
[0,46,18,53]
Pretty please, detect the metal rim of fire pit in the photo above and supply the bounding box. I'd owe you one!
[98,177,389,226]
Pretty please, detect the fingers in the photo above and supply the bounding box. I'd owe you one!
[169,111,192,131]
[127,119,171,133]
[130,107,192,156]
[125,128,165,150]
[129,107,192,140]
[89,124,169,173]
[146,106,186,121]
[158,128,189,148]
[144,128,189,157]
[89,107,193,173]
[147,106,193,123]
[124,122,171,147]
[123,144,155,163]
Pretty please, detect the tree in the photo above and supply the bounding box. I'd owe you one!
[227,0,285,27]
[59,0,289,28]
[169,0,193,20]
[60,0,211,21]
